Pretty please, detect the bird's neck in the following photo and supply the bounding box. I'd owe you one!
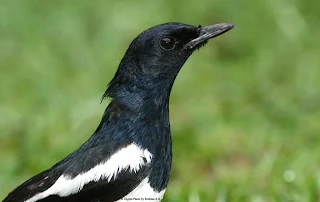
[106,83,171,119]
[103,70,175,119]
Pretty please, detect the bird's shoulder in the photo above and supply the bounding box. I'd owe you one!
[3,140,153,202]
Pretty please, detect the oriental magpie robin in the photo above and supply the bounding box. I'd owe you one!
[3,22,234,202]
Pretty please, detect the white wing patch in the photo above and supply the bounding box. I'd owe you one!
[25,143,152,202]
[116,177,166,202]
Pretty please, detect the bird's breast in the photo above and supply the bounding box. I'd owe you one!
[116,177,166,202]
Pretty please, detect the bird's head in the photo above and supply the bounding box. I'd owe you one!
[104,22,234,101]
[125,22,234,77]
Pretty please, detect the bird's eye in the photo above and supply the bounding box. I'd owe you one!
[160,37,176,50]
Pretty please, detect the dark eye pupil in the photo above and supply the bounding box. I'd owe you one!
[160,37,176,50]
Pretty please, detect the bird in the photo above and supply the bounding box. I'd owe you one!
[3,22,234,202]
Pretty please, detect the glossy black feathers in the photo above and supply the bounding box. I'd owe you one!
[3,22,234,202]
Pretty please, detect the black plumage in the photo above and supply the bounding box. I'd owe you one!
[3,22,234,202]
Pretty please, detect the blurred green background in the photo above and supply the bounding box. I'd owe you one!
[1,0,320,201]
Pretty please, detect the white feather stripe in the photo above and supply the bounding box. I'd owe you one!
[116,177,166,202]
[25,143,152,202]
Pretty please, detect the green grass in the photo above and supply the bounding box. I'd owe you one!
[1,0,320,201]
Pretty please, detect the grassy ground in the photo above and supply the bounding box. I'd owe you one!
[1,0,320,201]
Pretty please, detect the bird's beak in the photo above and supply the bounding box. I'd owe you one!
[184,23,235,50]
